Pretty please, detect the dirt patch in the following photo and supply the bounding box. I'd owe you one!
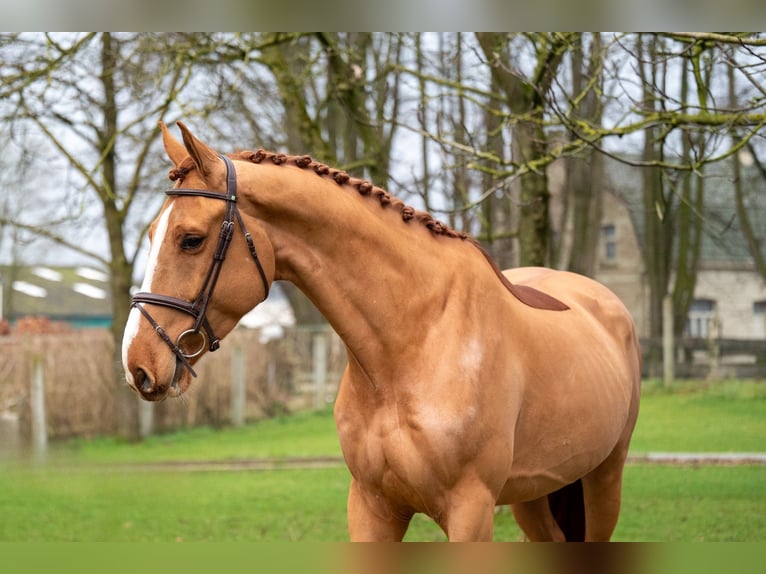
[93,453,766,473]
[627,452,766,466]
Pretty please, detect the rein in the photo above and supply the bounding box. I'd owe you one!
[131,155,270,378]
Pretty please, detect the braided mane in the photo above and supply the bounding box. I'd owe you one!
[234,149,472,242]
[168,148,569,312]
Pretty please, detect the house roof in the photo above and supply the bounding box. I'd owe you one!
[603,155,766,267]
[0,265,296,336]
[0,265,112,321]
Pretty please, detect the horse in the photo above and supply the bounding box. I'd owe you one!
[122,121,641,542]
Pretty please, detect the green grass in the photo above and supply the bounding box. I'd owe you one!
[0,464,762,541]
[407,465,766,542]
[615,465,766,542]
[0,380,763,541]
[55,407,342,465]
[0,466,350,542]
[629,379,766,453]
[50,378,765,465]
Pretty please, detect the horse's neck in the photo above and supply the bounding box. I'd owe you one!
[240,162,464,374]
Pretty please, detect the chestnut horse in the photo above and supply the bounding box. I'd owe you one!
[122,121,641,542]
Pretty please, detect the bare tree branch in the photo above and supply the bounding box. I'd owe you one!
[0,217,109,266]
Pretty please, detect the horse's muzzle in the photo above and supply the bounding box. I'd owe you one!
[131,367,174,402]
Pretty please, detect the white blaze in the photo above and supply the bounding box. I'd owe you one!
[122,203,174,386]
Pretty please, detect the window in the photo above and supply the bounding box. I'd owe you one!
[686,299,716,338]
[755,301,766,339]
[602,224,617,262]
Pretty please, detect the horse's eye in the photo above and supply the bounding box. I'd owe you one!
[180,236,205,251]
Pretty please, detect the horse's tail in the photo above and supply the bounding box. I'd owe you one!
[547,479,586,541]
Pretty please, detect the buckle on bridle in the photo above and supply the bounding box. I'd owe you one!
[176,329,208,359]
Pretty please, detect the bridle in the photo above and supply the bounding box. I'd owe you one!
[131,155,270,378]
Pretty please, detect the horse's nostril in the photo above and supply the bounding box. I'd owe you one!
[135,368,153,393]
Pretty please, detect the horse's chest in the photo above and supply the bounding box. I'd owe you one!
[336,402,486,509]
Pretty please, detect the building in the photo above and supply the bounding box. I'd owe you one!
[0,265,112,329]
[0,264,296,337]
[589,156,766,342]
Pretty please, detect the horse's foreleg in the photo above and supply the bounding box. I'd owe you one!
[346,478,412,541]
[442,485,496,541]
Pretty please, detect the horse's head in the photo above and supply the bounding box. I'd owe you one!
[121,122,275,401]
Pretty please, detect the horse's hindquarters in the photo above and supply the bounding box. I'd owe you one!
[500,269,641,502]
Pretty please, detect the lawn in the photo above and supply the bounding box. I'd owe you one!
[55,406,343,465]
[0,380,763,542]
[0,463,762,542]
[629,379,766,453]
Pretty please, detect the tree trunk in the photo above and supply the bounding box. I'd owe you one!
[260,40,333,162]
[643,162,672,375]
[566,34,604,276]
[260,33,400,325]
[318,33,391,186]
[566,150,603,276]
[100,33,140,441]
[637,34,675,376]
[451,33,473,232]
[734,153,766,282]
[476,33,570,267]
[515,120,551,267]
[279,282,326,325]
[671,53,705,337]
[730,66,766,282]
[480,67,514,269]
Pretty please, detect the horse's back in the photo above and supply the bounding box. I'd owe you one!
[504,267,638,351]
[504,266,626,310]
[503,266,641,392]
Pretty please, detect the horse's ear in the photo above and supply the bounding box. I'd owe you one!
[177,121,220,177]
[159,121,187,166]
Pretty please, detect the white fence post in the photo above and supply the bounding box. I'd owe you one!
[662,295,674,386]
[312,330,328,409]
[138,399,154,439]
[30,355,47,456]
[266,350,277,395]
[231,344,246,426]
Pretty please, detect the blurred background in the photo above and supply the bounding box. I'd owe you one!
[0,32,764,449]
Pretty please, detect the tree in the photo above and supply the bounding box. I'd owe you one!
[3,32,765,397]
[738,142,766,282]
[729,54,766,283]
[561,33,605,276]
[249,32,766,335]
[476,32,576,267]
[0,33,197,439]
[213,33,407,323]
[671,44,707,339]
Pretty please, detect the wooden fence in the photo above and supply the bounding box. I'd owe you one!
[0,326,346,454]
[3,324,763,455]
[641,337,766,379]
[640,295,766,381]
